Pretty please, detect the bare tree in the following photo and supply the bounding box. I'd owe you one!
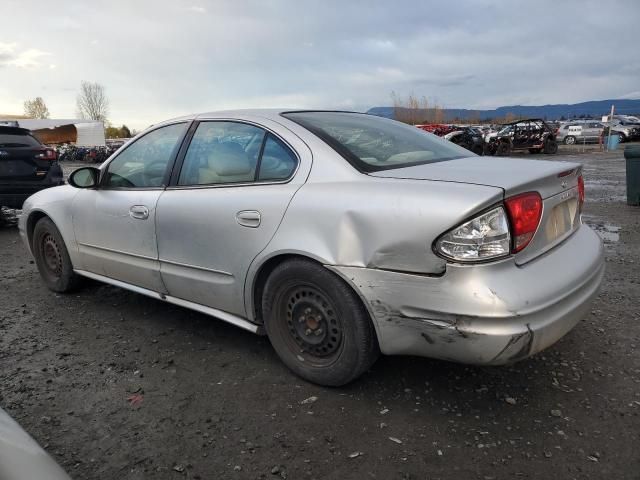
[76,81,109,121]
[23,97,50,119]
[391,92,446,125]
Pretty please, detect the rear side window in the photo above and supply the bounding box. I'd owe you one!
[0,131,41,147]
[258,135,297,181]
[178,122,298,186]
[178,122,264,186]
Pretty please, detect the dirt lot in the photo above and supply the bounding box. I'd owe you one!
[1,145,639,479]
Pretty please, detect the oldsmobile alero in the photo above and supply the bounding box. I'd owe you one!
[19,110,605,386]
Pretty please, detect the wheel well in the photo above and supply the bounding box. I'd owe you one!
[26,211,48,250]
[252,254,316,324]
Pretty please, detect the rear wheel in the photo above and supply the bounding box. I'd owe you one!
[32,217,81,292]
[564,135,576,145]
[262,259,379,386]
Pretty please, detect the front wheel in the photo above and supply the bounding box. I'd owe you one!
[564,135,576,145]
[262,259,379,386]
[543,139,558,154]
[32,217,82,292]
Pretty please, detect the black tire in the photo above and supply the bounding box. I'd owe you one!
[472,144,484,156]
[496,141,511,156]
[564,136,576,145]
[262,259,379,386]
[543,139,558,154]
[32,217,82,293]
[617,133,626,143]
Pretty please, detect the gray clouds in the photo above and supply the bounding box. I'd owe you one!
[1,0,639,128]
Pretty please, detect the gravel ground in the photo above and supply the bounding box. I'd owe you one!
[1,145,639,479]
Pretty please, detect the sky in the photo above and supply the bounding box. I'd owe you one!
[1,0,639,130]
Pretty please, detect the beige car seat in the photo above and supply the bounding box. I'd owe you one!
[198,142,255,184]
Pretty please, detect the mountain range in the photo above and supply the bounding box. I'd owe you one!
[367,98,640,122]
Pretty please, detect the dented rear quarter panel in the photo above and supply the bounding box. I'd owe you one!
[261,176,503,274]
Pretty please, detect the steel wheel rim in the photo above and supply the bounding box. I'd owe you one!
[278,284,344,366]
[41,233,63,278]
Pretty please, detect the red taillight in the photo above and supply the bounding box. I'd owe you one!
[577,175,585,210]
[35,148,57,161]
[504,192,543,253]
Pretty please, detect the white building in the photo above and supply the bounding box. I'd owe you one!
[0,118,105,146]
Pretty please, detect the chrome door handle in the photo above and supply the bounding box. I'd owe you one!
[236,210,261,228]
[129,205,149,220]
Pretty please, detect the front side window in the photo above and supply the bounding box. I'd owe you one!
[282,111,470,172]
[103,123,187,188]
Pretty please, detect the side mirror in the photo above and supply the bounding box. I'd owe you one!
[68,167,99,189]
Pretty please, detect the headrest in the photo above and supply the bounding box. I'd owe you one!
[209,142,252,176]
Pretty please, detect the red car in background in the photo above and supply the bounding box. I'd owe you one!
[415,124,459,137]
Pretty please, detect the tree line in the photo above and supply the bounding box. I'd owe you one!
[22,81,132,138]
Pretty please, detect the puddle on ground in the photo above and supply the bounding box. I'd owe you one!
[583,216,621,244]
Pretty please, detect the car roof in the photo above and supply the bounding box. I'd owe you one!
[502,118,547,125]
[197,109,369,120]
[0,126,32,135]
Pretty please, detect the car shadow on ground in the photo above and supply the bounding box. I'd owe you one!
[77,279,572,411]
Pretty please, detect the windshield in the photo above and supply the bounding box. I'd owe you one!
[282,111,471,172]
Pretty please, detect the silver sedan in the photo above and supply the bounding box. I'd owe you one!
[19,110,605,386]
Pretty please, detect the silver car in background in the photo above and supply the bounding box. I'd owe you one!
[556,121,604,144]
[19,110,604,386]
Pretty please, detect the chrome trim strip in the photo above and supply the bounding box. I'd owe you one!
[74,269,261,334]
[165,179,291,190]
[77,242,157,261]
[159,258,233,277]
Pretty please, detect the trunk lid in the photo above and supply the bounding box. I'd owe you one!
[369,156,583,265]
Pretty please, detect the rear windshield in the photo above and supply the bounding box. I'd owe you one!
[282,111,471,172]
[0,130,41,147]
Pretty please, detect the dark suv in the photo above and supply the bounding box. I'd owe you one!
[0,126,63,209]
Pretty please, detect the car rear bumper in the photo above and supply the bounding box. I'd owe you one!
[328,224,604,365]
[0,165,63,208]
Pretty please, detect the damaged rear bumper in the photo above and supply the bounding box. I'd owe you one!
[328,225,604,365]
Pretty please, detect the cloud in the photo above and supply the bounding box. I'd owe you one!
[0,43,51,68]
[620,91,640,100]
[187,5,206,13]
[0,0,639,129]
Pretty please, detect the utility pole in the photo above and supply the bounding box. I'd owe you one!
[607,104,615,151]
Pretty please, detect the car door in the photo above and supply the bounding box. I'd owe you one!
[156,118,310,317]
[586,123,602,142]
[512,121,529,149]
[72,122,189,291]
